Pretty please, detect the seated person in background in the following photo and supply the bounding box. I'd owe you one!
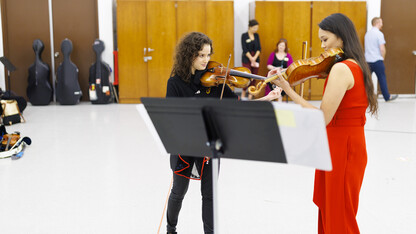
[266,38,293,100]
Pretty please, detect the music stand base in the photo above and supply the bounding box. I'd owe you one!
[211,153,219,234]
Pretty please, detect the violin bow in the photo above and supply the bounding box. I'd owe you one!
[300,41,307,98]
[219,54,232,100]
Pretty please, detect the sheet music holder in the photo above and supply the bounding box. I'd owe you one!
[139,97,332,233]
[0,57,16,72]
[141,97,286,234]
[141,97,286,163]
[0,56,17,98]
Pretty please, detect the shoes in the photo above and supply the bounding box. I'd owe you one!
[387,94,398,102]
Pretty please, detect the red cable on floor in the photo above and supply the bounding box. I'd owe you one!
[157,176,173,234]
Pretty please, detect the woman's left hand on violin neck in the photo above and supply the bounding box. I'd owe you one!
[268,68,290,91]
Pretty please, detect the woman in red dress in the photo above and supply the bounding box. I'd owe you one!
[270,13,378,233]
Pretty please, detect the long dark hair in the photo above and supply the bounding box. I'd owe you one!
[170,32,213,83]
[319,13,378,115]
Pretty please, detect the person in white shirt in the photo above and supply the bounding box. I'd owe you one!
[365,17,397,102]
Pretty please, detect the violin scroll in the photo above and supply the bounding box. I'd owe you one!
[247,81,268,97]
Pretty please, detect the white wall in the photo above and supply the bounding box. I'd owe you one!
[97,0,114,83]
[366,0,382,31]
[234,0,251,67]
[365,0,382,93]
[0,3,5,90]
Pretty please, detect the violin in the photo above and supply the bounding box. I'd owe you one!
[248,47,344,96]
[200,61,266,88]
[1,132,20,151]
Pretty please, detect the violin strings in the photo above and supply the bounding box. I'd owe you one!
[220,54,232,100]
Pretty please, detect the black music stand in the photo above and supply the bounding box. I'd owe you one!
[0,57,17,98]
[141,97,286,234]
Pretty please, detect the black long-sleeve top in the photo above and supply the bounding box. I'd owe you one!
[166,69,238,99]
[241,32,261,64]
[165,69,238,178]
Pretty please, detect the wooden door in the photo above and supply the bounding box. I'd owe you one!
[255,1,284,77]
[146,1,176,98]
[255,1,366,100]
[206,1,234,65]
[255,1,311,96]
[117,0,148,103]
[310,2,341,100]
[339,2,367,46]
[52,0,99,101]
[117,0,176,103]
[117,0,234,103]
[256,1,311,75]
[176,1,206,39]
[1,0,51,99]
[282,2,312,98]
[282,2,311,62]
[176,1,234,65]
[310,1,366,100]
[382,0,416,94]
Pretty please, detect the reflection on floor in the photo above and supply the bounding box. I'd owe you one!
[0,97,415,234]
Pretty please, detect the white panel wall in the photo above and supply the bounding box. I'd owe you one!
[97,0,114,83]
[0,3,5,90]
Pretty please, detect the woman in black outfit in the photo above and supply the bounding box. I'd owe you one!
[165,32,280,234]
[241,19,261,99]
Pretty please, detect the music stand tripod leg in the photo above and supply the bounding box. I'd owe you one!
[202,107,222,234]
[7,71,11,97]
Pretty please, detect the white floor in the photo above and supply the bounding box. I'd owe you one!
[0,97,415,234]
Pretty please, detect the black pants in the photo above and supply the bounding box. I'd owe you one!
[166,160,213,234]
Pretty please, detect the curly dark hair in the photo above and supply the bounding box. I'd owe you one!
[170,32,213,83]
[319,13,378,116]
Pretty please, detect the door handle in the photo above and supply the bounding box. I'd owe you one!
[144,56,152,62]
[412,50,416,56]
[148,48,154,52]
[54,52,60,58]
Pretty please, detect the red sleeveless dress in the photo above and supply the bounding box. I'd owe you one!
[313,60,368,233]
